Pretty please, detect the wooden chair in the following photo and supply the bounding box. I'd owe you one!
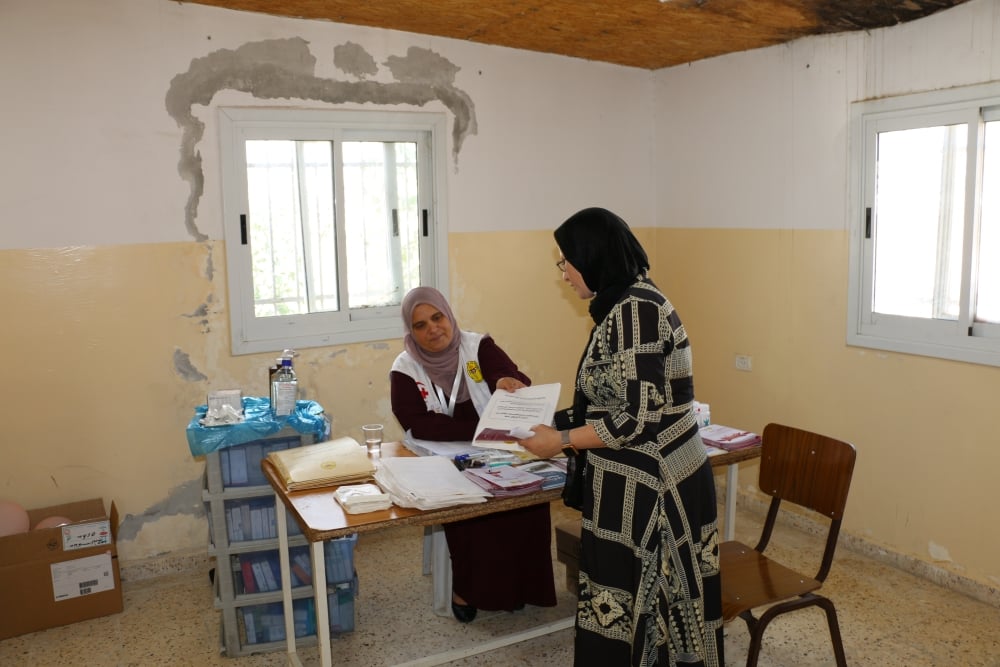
[720,423,857,667]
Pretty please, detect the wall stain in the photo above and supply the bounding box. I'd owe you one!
[165,37,477,241]
[204,243,215,281]
[117,478,204,541]
[173,348,208,382]
[334,41,378,78]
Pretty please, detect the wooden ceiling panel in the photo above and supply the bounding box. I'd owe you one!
[178,0,970,70]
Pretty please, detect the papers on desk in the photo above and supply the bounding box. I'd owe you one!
[514,459,568,490]
[402,432,532,463]
[267,436,375,491]
[462,465,545,497]
[471,383,561,451]
[699,424,761,451]
[402,433,481,459]
[374,456,489,510]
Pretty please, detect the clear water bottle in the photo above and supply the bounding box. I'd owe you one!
[268,357,282,409]
[271,357,298,417]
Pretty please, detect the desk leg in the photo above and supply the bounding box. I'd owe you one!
[428,526,453,618]
[723,462,739,541]
[311,539,332,667]
[274,495,303,667]
[422,526,432,575]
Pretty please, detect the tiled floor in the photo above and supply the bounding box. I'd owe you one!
[2,501,999,666]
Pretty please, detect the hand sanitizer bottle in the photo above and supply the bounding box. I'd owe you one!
[271,358,297,417]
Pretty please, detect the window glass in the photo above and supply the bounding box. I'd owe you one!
[246,140,338,317]
[976,121,1000,324]
[872,125,966,320]
[342,141,420,308]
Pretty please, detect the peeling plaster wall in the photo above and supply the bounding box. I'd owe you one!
[0,0,651,564]
[165,38,478,241]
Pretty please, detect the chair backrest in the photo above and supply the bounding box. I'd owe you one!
[758,423,856,519]
[755,423,857,581]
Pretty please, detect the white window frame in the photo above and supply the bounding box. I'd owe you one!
[848,82,1000,367]
[219,108,449,355]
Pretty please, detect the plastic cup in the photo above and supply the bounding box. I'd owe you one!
[362,424,383,457]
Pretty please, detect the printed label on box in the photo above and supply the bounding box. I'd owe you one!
[61,519,112,550]
[51,552,115,601]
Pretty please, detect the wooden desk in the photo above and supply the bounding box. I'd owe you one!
[264,440,760,666]
[264,442,563,666]
[263,442,560,543]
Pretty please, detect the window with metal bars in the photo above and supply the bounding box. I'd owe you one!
[219,108,448,354]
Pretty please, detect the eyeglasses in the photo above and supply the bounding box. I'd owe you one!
[556,258,567,272]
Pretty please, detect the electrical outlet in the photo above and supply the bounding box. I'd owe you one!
[735,354,753,372]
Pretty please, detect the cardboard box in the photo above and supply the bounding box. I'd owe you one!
[0,498,122,639]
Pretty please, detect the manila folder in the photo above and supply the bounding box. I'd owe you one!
[267,436,375,490]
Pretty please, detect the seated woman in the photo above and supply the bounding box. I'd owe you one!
[390,286,557,623]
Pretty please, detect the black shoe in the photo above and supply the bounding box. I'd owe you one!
[451,601,477,623]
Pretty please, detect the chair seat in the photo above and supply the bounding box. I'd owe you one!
[720,540,822,621]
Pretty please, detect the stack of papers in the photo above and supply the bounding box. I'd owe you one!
[267,436,375,491]
[699,424,762,451]
[333,483,393,514]
[374,456,489,510]
[462,465,545,497]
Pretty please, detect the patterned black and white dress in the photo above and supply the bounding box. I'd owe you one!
[571,278,723,667]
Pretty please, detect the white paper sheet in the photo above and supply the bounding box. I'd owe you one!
[471,383,561,451]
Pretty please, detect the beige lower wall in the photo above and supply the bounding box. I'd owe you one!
[1,227,997,593]
[654,227,1000,593]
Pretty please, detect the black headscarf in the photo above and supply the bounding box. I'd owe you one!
[554,207,650,324]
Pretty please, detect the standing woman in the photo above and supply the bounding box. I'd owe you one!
[519,208,724,666]
[390,286,557,622]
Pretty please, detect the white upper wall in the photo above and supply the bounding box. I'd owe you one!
[5,0,994,249]
[652,0,1000,231]
[0,0,654,250]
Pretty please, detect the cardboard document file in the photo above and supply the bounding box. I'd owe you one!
[267,436,375,490]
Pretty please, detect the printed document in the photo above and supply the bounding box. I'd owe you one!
[472,383,560,451]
